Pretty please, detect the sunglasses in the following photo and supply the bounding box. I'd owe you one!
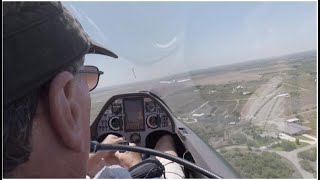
[78,65,104,91]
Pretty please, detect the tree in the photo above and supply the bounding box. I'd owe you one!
[281,140,296,151]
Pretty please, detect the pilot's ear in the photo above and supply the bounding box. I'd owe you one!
[47,71,87,152]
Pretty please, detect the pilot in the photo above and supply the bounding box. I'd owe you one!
[3,1,184,178]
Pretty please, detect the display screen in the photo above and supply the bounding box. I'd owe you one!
[124,98,145,132]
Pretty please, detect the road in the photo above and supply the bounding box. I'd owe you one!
[230,100,239,114]
[189,101,209,115]
[269,144,316,179]
[283,82,308,91]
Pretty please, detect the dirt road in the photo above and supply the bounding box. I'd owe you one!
[269,144,316,179]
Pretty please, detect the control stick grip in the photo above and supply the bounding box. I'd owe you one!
[90,140,129,153]
[118,140,129,153]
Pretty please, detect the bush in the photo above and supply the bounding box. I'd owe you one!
[299,160,315,173]
[298,147,316,162]
[222,150,295,178]
[231,133,247,144]
[247,140,257,148]
[220,148,227,154]
[296,138,300,145]
[281,140,296,151]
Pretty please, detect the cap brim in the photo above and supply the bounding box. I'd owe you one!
[88,42,118,58]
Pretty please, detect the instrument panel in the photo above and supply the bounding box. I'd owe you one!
[96,97,173,147]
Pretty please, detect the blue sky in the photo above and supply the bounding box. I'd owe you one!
[63,2,317,88]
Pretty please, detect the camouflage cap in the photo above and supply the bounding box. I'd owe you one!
[3,2,118,107]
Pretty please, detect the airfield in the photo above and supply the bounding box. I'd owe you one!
[90,50,317,178]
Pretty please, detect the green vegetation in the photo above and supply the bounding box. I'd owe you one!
[296,142,309,149]
[243,126,277,148]
[298,147,317,162]
[219,148,227,154]
[270,146,283,151]
[295,138,300,145]
[297,147,317,178]
[255,137,277,147]
[270,140,309,151]
[188,123,224,142]
[280,140,296,151]
[299,160,316,174]
[230,132,247,144]
[222,150,296,178]
[246,140,256,148]
[300,111,317,136]
[281,58,316,127]
[243,125,263,138]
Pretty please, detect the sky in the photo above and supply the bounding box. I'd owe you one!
[62,1,317,89]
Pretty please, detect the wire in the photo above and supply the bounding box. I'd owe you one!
[162,161,184,179]
[163,171,185,178]
[182,150,190,160]
[144,167,155,179]
[143,164,165,179]
[163,161,174,167]
[182,150,190,171]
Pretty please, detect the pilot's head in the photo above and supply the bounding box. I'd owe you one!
[3,2,117,178]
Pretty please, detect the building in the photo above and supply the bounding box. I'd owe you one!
[276,93,290,98]
[260,146,268,150]
[286,118,300,124]
[277,122,311,135]
[259,131,278,138]
[242,92,252,95]
[192,113,204,117]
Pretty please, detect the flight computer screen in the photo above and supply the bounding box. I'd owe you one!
[124,98,145,132]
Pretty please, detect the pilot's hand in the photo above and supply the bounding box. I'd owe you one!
[87,135,124,177]
[115,143,143,169]
[101,134,124,147]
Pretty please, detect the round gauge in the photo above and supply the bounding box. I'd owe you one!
[146,101,156,112]
[130,133,141,144]
[109,116,122,131]
[147,114,159,129]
